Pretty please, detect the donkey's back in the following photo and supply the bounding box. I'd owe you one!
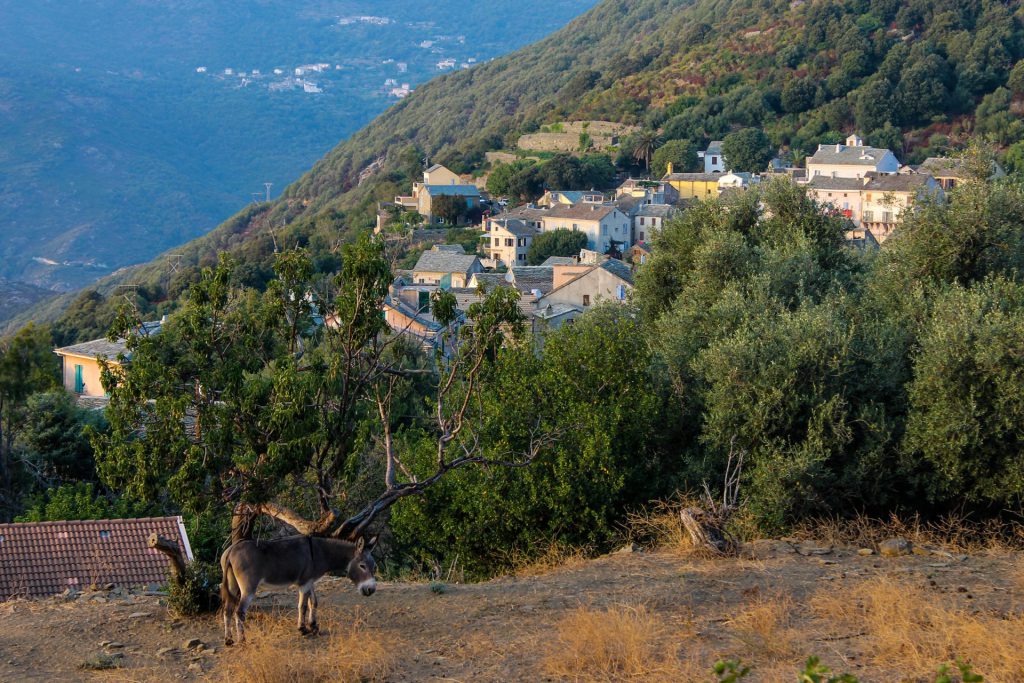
[222,537,317,588]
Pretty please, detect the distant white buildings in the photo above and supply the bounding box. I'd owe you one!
[195,66,207,73]
[436,58,456,70]
[339,16,392,26]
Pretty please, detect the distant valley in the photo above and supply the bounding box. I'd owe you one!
[0,0,595,302]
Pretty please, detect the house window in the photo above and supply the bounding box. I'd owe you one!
[883,211,893,223]
[600,225,608,236]
[74,365,84,394]
[99,530,111,540]
[518,253,525,261]
[616,285,626,301]
[518,238,526,247]
[572,223,578,230]
[639,217,645,225]
[639,231,645,241]
[863,211,874,222]
[711,156,718,164]
[582,294,590,306]
[493,238,500,246]
[505,238,513,247]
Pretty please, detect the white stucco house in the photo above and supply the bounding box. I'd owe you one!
[806,134,899,180]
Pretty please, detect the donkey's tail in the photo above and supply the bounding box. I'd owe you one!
[220,549,239,612]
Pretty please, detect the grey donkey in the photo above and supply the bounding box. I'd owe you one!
[220,534,378,644]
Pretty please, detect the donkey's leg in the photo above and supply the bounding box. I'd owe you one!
[297,587,310,634]
[308,586,319,634]
[223,600,235,646]
[235,591,255,643]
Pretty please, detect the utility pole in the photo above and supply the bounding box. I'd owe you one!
[264,182,273,202]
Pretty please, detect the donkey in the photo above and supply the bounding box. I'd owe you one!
[220,534,378,645]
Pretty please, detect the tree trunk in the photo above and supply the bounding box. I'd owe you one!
[148,532,187,585]
[680,507,736,556]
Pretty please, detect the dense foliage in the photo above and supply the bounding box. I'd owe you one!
[526,229,589,265]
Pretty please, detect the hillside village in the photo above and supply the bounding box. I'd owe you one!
[49,130,1006,392]
[319,132,1001,356]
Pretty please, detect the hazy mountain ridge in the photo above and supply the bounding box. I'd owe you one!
[0,0,596,294]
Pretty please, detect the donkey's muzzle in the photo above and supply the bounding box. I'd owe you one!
[359,579,377,596]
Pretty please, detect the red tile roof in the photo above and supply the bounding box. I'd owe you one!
[0,517,193,600]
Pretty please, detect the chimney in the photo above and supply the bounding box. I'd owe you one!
[666,161,674,175]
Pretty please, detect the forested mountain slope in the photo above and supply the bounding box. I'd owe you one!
[9,0,1024,340]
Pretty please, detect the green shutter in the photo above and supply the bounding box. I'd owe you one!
[74,365,84,394]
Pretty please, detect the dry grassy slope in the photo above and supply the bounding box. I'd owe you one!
[1,542,1021,682]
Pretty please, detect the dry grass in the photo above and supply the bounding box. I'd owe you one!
[542,604,689,682]
[215,611,393,682]
[507,542,592,577]
[793,512,1024,554]
[813,576,1024,681]
[625,499,697,552]
[726,595,801,662]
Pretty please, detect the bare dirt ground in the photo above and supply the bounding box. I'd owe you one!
[1,540,1021,682]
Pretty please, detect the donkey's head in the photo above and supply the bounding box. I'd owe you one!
[347,535,378,596]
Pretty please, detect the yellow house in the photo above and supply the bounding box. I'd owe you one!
[662,163,721,200]
[54,320,162,398]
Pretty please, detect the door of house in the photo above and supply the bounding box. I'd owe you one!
[74,365,84,394]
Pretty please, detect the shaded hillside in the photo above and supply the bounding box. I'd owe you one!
[10,0,1024,338]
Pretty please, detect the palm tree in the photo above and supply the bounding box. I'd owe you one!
[632,130,661,171]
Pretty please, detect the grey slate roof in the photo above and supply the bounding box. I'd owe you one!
[918,157,967,178]
[423,184,480,197]
[541,256,578,267]
[541,204,619,221]
[491,218,539,237]
[413,251,481,274]
[470,272,514,290]
[54,320,162,360]
[499,205,550,222]
[511,266,555,294]
[599,258,635,285]
[705,141,723,154]
[807,176,867,191]
[863,173,934,193]
[808,144,891,166]
[636,204,677,218]
[432,244,466,253]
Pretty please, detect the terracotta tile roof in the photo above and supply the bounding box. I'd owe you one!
[0,517,192,600]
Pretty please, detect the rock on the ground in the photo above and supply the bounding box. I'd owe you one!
[182,638,203,651]
[857,548,874,556]
[127,611,151,619]
[156,647,178,658]
[879,537,914,557]
[615,542,642,554]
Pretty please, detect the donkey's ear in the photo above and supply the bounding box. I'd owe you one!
[366,535,379,550]
[355,536,365,553]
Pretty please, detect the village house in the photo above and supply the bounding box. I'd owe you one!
[485,205,547,233]
[629,242,653,268]
[633,204,677,243]
[698,141,726,173]
[487,218,537,267]
[0,517,193,599]
[860,173,943,243]
[53,319,162,398]
[661,164,721,200]
[533,258,634,331]
[539,204,632,253]
[394,163,481,225]
[805,134,899,179]
[615,179,680,205]
[537,190,605,208]
[411,245,483,288]
[806,176,866,223]
[718,172,759,193]
[915,156,1006,191]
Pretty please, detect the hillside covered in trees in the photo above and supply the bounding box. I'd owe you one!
[8,0,1024,339]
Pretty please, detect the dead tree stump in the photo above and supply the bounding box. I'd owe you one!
[680,507,737,556]
[148,532,187,586]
